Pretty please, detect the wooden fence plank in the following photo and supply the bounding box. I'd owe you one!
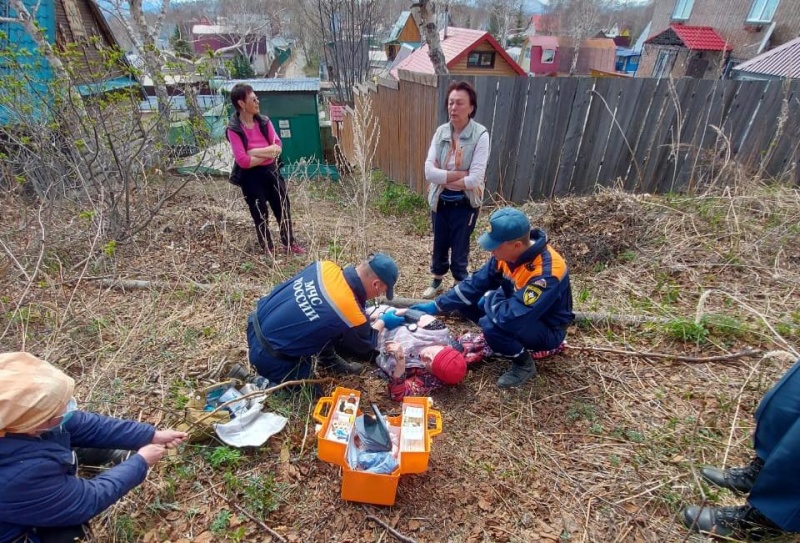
[537,78,580,199]
[492,77,525,200]
[725,81,766,158]
[505,76,534,197]
[765,80,800,177]
[673,78,712,190]
[739,80,784,170]
[570,79,610,195]
[333,76,797,205]
[643,78,682,193]
[606,77,650,188]
[586,77,628,190]
[552,78,596,196]
[627,79,673,192]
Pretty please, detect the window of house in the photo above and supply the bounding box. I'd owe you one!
[652,50,677,78]
[524,47,531,59]
[467,52,496,69]
[746,0,780,23]
[671,0,694,20]
[541,49,555,63]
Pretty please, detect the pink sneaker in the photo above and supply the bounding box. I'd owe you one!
[285,243,306,255]
[529,342,566,360]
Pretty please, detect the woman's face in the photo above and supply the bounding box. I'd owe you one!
[419,345,445,370]
[448,89,474,128]
[239,91,260,115]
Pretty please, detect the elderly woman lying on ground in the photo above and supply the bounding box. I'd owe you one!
[371,307,487,401]
[0,352,187,543]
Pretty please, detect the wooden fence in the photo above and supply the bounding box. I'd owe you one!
[335,70,800,201]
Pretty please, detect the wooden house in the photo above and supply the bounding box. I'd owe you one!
[0,0,140,124]
[518,36,617,76]
[383,11,422,62]
[639,0,800,78]
[389,27,525,80]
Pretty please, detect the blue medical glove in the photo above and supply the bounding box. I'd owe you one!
[410,302,439,316]
[380,309,405,330]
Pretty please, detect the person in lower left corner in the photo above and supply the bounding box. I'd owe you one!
[373,309,468,401]
[680,357,800,540]
[0,352,188,543]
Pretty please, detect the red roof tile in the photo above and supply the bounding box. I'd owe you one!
[646,24,732,52]
[390,27,524,79]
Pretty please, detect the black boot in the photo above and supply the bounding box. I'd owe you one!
[682,503,781,540]
[74,447,132,468]
[497,351,537,389]
[700,456,764,494]
[318,349,364,375]
[227,363,251,382]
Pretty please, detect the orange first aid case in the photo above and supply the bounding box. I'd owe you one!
[313,388,442,506]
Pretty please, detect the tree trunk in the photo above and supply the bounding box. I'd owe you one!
[127,0,171,148]
[412,0,449,76]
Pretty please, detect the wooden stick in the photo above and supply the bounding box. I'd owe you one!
[571,345,761,363]
[211,488,287,542]
[383,296,669,326]
[365,514,417,543]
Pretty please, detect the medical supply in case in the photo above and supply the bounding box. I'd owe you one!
[313,387,362,466]
[313,392,442,505]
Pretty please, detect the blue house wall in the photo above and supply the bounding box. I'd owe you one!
[1,0,58,124]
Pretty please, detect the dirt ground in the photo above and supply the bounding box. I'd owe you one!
[2,173,800,543]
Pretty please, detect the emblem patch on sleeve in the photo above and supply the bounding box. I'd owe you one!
[523,285,542,306]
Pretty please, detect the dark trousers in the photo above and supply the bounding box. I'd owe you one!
[458,304,566,357]
[240,164,294,250]
[430,202,478,281]
[748,358,800,530]
[34,525,89,543]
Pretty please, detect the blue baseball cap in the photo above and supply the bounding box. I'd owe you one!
[368,253,398,300]
[478,208,531,250]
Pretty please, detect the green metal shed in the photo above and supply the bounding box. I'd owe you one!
[216,78,324,166]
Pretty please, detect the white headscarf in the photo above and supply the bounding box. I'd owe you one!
[0,352,74,436]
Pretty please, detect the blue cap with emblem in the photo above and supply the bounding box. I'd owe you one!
[478,207,531,250]
[368,253,398,300]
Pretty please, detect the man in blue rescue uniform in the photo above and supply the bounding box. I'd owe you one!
[247,253,405,383]
[681,357,800,540]
[413,207,574,388]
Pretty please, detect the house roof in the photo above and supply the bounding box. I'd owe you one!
[528,36,559,49]
[646,24,732,52]
[390,27,525,79]
[733,37,800,78]
[215,78,321,93]
[385,11,412,43]
[193,24,233,35]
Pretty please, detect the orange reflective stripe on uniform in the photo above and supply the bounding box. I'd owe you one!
[497,246,568,288]
[317,261,368,327]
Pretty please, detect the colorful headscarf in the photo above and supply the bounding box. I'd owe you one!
[0,352,74,436]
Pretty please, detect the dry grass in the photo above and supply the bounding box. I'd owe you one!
[1,170,800,543]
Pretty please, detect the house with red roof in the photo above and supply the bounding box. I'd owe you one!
[639,0,800,79]
[644,24,732,78]
[389,27,525,80]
